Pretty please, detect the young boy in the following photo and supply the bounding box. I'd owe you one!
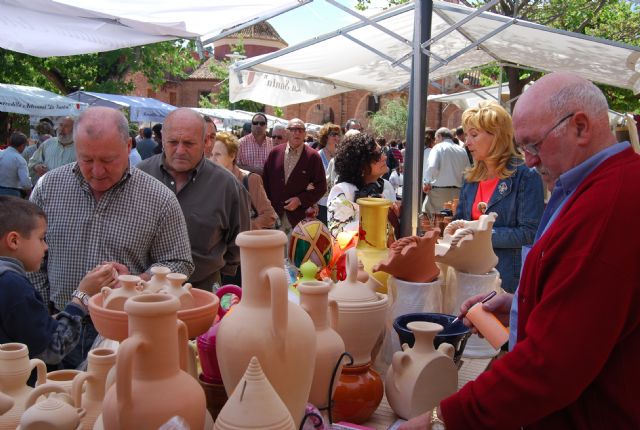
[0,196,111,364]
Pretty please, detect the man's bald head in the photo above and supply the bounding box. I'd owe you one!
[163,108,206,143]
[74,107,129,146]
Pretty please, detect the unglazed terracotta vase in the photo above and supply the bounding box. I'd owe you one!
[0,392,13,416]
[141,265,171,292]
[19,383,84,430]
[355,197,391,294]
[164,273,195,310]
[435,212,499,275]
[101,294,207,430]
[332,363,383,424]
[215,230,316,427]
[70,348,116,430]
[298,280,346,409]
[0,343,46,430]
[214,356,296,430]
[385,321,457,420]
[373,231,440,283]
[101,274,143,311]
[41,369,82,393]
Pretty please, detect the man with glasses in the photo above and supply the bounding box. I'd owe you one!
[400,72,640,430]
[270,124,287,145]
[237,113,273,175]
[262,118,326,236]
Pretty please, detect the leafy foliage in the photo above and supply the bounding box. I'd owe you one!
[369,97,409,140]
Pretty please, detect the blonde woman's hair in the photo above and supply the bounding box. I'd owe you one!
[214,131,240,164]
[462,101,522,182]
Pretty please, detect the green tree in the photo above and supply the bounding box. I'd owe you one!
[369,97,409,140]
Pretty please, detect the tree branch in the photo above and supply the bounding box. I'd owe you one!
[576,0,608,33]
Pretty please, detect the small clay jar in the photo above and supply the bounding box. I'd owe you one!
[41,369,82,393]
[141,265,171,292]
[102,274,143,311]
[164,273,195,309]
[332,363,383,424]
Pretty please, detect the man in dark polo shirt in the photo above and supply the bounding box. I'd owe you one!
[137,108,250,291]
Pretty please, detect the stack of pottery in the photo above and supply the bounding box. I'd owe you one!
[355,197,391,294]
[385,321,457,420]
[18,384,84,430]
[0,343,46,430]
[216,230,316,428]
[328,248,388,423]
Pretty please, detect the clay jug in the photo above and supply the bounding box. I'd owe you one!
[0,392,13,416]
[329,248,378,304]
[101,294,206,430]
[140,265,171,293]
[19,383,84,430]
[385,321,457,419]
[70,348,116,430]
[40,369,82,393]
[215,230,316,427]
[355,197,391,294]
[164,273,195,310]
[102,274,143,311]
[332,363,383,424]
[298,280,345,409]
[0,343,46,430]
[214,357,296,430]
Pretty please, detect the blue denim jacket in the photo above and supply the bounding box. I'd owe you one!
[454,161,544,293]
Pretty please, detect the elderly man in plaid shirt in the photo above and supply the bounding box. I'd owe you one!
[28,106,193,369]
[237,112,273,175]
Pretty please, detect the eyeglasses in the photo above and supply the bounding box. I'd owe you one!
[252,121,266,126]
[287,127,306,133]
[518,112,574,156]
[328,131,340,137]
[272,135,285,140]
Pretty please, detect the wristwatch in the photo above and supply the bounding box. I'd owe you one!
[430,407,445,430]
[72,289,90,308]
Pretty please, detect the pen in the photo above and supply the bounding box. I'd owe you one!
[450,290,497,325]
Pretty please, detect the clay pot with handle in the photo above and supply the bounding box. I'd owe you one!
[18,383,84,430]
[70,348,116,430]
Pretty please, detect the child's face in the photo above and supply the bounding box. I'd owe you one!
[18,217,48,272]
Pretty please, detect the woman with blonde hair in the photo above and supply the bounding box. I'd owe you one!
[454,101,544,293]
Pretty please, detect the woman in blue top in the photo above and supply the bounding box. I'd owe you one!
[455,101,544,293]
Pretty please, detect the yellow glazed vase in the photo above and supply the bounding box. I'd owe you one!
[356,197,391,294]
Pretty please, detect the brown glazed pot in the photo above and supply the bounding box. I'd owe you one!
[199,375,227,421]
[331,362,383,424]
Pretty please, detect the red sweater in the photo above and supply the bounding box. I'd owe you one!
[441,147,640,429]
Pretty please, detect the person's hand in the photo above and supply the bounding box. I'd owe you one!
[392,201,402,217]
[461,292,513,333]
[78,264,118,296]
[102,261,130,276]
[35,164,48,176]
[398,410,432,429]
[423,183,432,193]
[284,197,301,211]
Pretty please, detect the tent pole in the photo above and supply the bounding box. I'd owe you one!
[401,0,432,238]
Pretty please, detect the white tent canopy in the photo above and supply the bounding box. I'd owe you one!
[0,0,303,57]
[230,1,640,107]
[193,108,289,131]
[0,83,87,116]
[67,91,176,123]
[427,83,509,110]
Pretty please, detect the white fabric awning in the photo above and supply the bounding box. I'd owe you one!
[230,1,640,106]
[67,91,176,123]
[0,83,87,116]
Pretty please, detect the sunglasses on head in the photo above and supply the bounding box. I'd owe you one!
[252,121,266,126]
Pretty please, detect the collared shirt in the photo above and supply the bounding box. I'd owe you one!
[423,139,470,187]
[27,137,76,183]
[28,163,194,311]
[0,146,31,189]
[422,147,432,184]
[284,143,303,183]
[137,155,251,290]
[237,133,273,171]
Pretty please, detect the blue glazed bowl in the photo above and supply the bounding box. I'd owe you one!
[393,312,471,363]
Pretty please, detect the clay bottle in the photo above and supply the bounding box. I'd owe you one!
[164,273,195,309]
[215,230,316,427]
[140,265,171,292]
[102,274,143,311]
[71,348,116,430]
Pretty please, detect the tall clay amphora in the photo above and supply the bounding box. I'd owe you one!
[356,197,391,294]
[0,343,46,430]
[71,348,116,430]
[298,280,345,409]
[101,294,207,430]
[216,230,316,427]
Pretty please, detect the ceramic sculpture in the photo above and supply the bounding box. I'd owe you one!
[355,197,391,294]
[289,208,333,270]
[18,384,84,430]
[298,280,346,409]
[70,348,116,430]
[141,265,171,292]
[101,274,143,311]
[215,230,316,427]
[100,294,207,430]
[164,273,195,309]
[214,357,296,430]
[435,212,499,274]
[0,343,46,430]
[373,231,440,284]
[385,321,457,419]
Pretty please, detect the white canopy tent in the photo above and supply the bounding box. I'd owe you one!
[0,0,305,57]
[67,91,176,123]
[229,1,640,107]
[0,83,87,116]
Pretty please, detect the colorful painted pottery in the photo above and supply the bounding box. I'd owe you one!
[0,343,46,430]
[355,197,391,294]
[332,363,383,424]
[164,272,195,310]
[289,211,333,270]
[386,321,458,420]
[216,230,316,427]
[71,348,116,430]
[101,294,207,430]
[214,357,296,430]
[101,274,143,311]
[19,384,84,430]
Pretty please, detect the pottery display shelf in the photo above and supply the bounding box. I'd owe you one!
[362,357,492,429]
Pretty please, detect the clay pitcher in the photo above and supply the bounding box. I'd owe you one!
[164,273,195,310]
[101,294,206,430]
[71,348,116,430]
[140,265,171,292]
[0,343,46,430]
[385,321,457,419]
[19,383,84,430]
[355,197,391,294]
[102,274,143,311]
[216,230,316,427]
[298,280,345,409]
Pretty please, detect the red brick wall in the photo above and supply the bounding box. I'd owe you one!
[215,44,282,61]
